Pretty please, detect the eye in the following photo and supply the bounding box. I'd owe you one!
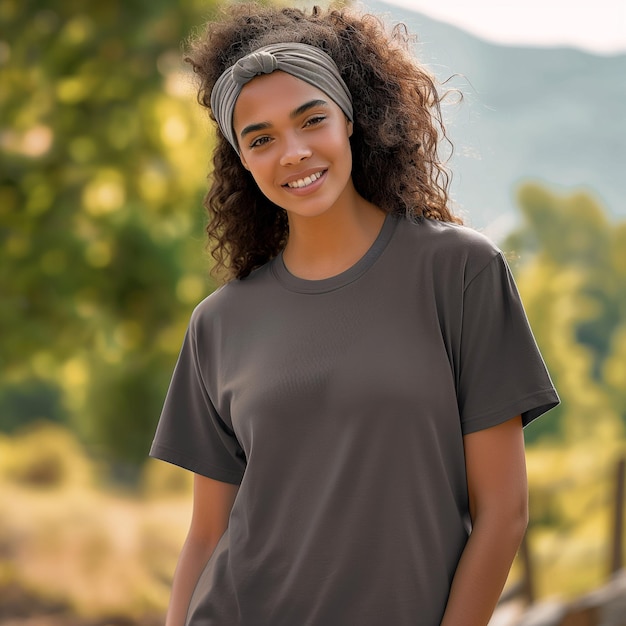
[304,115,326,128]
[249,135,272,149]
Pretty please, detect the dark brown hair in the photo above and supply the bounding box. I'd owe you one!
[185,3,462,280]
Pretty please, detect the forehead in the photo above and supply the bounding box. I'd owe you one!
[233,71,333,127]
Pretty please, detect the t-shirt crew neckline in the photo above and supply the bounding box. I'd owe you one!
[271,212,399,294]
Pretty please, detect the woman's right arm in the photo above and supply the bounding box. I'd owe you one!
[166,473,240,626]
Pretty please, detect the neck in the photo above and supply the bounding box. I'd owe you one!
[282,192,386,280]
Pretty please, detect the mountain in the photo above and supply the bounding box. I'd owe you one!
[365,1,626,236]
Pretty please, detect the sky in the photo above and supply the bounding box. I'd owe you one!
[374,0,626,55]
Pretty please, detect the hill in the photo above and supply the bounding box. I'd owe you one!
[367,1,626,236]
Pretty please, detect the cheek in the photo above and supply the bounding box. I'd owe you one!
[243,156,266,179]
[332,134,353,169]
[247,161,278,194]
[333,128,353,158]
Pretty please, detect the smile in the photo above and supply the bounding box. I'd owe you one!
[284,170,325,189]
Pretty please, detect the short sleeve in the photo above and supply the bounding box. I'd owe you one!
[458,252,559,434]
[149,323,246,484]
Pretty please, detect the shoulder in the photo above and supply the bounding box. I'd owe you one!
[394,215,502,284]
[189,262,274,333]
[398,215,500,259]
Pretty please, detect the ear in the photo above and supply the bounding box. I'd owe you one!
[239,153,250,171]
[347,119,353,138]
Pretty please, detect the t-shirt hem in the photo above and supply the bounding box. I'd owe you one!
[149,443,244,485]
[461,387,560,435]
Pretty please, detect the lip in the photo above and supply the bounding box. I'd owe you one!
[280,167,327,187]
[280,168,327,197]
[281,169,327,196]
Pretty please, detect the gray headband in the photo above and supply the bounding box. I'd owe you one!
[210,42,353,154]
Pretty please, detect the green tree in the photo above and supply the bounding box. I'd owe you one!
[0,0,222,473]
[503,183,626,443]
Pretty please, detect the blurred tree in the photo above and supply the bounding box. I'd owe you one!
[0,0,223,476]
[504,183,626,443]
[2,0,621,480]
[603,221,626,424]
[0,377,65,431]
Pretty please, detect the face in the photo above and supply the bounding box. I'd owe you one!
[232,71,355,220]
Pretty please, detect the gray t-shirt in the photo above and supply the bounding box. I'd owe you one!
[150,213,559,626]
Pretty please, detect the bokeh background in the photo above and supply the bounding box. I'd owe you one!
[1,0,625,624]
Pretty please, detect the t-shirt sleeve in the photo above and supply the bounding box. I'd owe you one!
[458,251,559,434]
[149,322,246,485]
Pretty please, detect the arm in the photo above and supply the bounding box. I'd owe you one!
[166,474,240,626]
[440,415,528,626]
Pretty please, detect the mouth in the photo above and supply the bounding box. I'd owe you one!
[282,169,326,189]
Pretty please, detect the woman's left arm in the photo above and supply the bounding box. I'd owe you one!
[440,415,528,626]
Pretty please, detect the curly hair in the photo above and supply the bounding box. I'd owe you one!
[185,3,462,280]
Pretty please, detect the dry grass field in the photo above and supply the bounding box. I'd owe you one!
[0,423,192,625]
[1,422,623,625]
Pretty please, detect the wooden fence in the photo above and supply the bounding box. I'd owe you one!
[503,457,626,626]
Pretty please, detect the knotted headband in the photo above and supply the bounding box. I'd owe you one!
[210,42,354,154]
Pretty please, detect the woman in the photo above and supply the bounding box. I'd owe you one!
[150,4,559,626]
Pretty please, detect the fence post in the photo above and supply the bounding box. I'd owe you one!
[609,457,625,577]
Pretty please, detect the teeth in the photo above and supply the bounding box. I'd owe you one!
[287,171,323,189]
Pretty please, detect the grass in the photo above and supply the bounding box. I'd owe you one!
[0,422,623,622]
[0,481,192,620]
[0,424,192,621]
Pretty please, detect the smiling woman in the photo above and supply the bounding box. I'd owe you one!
[149,4,559,626]
[186,6,463,281]
[233,70,378,279]
[234,72,357,229]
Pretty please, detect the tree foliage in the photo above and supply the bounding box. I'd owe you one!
[1,2,624,481]
[503,183,626,444]
[501,183,626,596]
[0,0,223,472]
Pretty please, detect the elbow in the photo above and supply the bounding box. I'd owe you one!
[513,489,530,538]
[505,498,529,547]
[511,502,529,544]
[471,496,529,546]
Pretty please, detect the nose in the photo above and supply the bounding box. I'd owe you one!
[279,133,312,167]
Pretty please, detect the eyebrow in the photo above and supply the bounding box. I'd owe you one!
[239,99,329,140]
[290,99,328,119]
